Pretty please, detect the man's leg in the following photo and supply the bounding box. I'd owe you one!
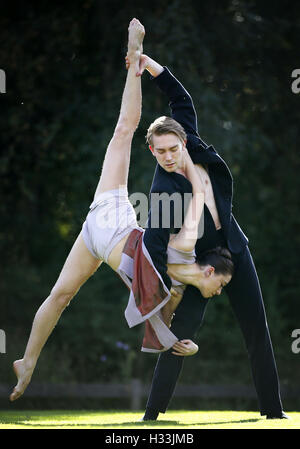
[143,217,223,420]
[225,246,283,416]
[143,247,283,420]
[143,285,210,419]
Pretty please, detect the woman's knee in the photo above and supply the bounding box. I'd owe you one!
[113,122,134,141]
[49,284,78,309]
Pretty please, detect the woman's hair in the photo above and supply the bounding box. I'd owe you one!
[146,116,187,147]
[197,246,234,276]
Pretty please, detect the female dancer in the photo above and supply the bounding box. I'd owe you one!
[10,19,233,401]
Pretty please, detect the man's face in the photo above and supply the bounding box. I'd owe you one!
[198,267,232,298]
[150,133,184,173]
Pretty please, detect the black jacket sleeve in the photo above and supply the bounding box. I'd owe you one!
[152,67,209,152]
[143,201,172,291]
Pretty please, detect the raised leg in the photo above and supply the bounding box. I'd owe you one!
[93,18,144,199]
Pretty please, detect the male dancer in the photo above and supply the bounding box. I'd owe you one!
[128,54,287,420]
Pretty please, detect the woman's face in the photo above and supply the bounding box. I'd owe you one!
[198,267,232,298]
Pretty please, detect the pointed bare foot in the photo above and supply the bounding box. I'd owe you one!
[9,359,34,401]
[127,18,145,58]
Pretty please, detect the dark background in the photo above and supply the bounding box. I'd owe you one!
[1,0,299,410]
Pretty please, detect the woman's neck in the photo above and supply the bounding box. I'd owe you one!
[167,263,202,287]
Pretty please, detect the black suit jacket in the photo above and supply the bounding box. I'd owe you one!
[143,67,248,290]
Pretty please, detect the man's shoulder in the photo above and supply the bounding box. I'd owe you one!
[150,177,178,195]
[150,166,191,195]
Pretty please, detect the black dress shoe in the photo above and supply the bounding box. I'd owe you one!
[266,411,290,419]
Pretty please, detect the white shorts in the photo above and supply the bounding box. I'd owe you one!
[82,188,139,263]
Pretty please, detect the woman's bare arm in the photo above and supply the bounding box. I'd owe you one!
[169,147,204,252]
[161,287,184,327]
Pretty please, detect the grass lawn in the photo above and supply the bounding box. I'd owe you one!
[0,410,300,429]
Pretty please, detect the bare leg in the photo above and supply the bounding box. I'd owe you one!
[93,18,144,199]
[10,233,102,401]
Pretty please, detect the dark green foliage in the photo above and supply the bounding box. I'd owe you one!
[1,0,299,388]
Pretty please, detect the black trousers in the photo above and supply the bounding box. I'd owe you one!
[146,210,283,416]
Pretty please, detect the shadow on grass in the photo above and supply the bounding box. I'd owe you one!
[99,418,263,427]
[1,417,263,428]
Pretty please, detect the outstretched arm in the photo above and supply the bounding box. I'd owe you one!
[126,54,199,138]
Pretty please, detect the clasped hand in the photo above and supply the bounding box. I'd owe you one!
[172,339,199,356]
